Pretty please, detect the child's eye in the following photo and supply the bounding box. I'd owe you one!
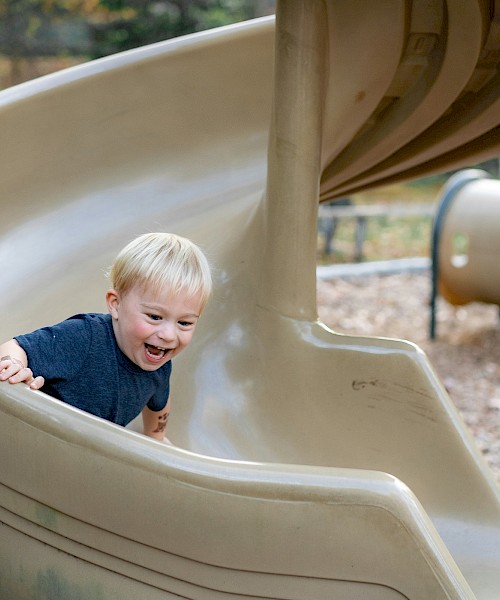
[147,314,162,321]
[179,320,194,328]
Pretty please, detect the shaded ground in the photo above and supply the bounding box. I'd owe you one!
[317,271,500,482]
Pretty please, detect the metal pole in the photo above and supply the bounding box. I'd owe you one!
[258,0,328,320]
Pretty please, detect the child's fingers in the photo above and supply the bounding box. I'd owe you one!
[6,366,34,385]
[0,361,44,389]
[8,368,31,384]
[0,361,21,381]
[29,375,45,390]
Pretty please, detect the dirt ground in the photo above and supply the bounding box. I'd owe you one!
[317,271,500,483]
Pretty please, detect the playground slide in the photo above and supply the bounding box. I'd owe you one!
[320,0,500,198]
[1,2,499,599]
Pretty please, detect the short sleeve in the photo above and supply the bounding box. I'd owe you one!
[146,361,171,412]
[15,317,90,381]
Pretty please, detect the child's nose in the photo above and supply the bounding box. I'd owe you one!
[159,322,176,342]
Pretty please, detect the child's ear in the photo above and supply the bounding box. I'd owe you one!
[106,289,120,319]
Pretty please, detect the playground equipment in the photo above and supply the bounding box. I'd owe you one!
[431,169,500,338]
[1,1,500,598]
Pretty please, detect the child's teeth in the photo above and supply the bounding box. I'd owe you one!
[147,344,165,357]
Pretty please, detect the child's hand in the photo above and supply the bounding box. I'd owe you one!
[0,356,44,390]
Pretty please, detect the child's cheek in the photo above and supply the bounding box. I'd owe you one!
[133,320,154,339]
[181,329,195,347]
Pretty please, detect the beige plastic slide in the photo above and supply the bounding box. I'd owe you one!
[1,2,499,599]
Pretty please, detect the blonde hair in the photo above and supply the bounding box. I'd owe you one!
[110,233,212,310]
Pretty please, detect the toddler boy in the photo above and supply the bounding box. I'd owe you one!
[0,232,212,443]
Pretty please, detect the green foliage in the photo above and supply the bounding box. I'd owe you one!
[0,0,273,60]
[407,173,450,189]
[0,0,94,57]
[90,1,267,58]
[317,213,433,264]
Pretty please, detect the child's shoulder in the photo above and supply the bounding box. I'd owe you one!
[60,313,111,337]
[66,313,110,325]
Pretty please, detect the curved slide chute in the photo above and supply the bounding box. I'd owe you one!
[1,2,499,599]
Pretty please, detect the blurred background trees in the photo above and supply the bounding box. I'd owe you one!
[0,0,275,88]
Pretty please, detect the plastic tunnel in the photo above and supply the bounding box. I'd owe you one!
[1,2,500,599]
[430,169,500,337]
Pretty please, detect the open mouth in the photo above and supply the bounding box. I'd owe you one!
[145,343,169,361]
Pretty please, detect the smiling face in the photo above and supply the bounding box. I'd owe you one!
[106,283,202,371]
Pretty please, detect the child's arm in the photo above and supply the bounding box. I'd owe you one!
[141,403,173,444]
[0,339,45,390]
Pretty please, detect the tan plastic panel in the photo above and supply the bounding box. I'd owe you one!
[438,175,500,306]
[320,0,500,200]
[0,2,499,599]
[321,0,483,195]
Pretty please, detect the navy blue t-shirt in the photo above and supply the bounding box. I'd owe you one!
[15,313,171,426]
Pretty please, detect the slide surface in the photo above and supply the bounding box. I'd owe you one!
[1,2,499,599]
